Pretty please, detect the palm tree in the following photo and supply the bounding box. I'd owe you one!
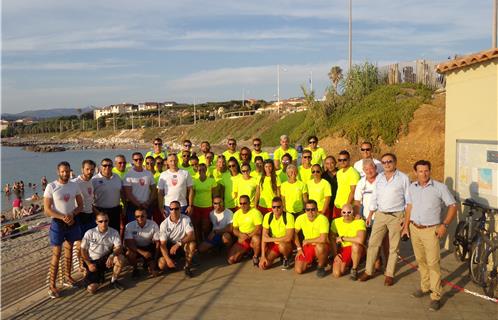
[328,66,343,94]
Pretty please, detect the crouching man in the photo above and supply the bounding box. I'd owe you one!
[259,197,294,270]
[158,201,197,277]
[81,211,125,294]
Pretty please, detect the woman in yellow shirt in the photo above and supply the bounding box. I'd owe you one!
[192,164,218,242]
[234,163,258,207]
[255,159,281,213]
[306,164,332,219]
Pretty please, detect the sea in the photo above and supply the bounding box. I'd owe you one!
[0,146,147,211]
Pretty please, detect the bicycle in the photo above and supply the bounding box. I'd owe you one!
[453,199,485,262]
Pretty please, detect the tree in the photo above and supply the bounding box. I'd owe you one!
[328,66,343,94]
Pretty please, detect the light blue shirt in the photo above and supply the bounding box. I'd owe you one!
[369,170,411,212]
[408,179,456,226]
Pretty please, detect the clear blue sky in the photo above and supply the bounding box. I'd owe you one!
[1,0,493,113]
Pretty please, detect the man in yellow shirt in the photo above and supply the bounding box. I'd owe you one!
[222,138,240,163]
[305,135,327,166]
[298,150,313,183]
[259,197,294,270]
[334,150,360,219]
[145,137,167,164]
[294,200,330,277]
[330,204,366,280]
[273,135,298,169]
[198,141,217,165]
[281,165,308,217]
[251,138,270,162]
[112,155,129,180]
[227,195,263,265]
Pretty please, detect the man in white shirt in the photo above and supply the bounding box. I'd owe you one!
[158,201,197,277]
[157,154,194,216]
[124,208,160,278]
[44,161,83,298]
[81,211,124,294]
[198,196,233,253]
[124,152,156,223]
[353,142,383,178]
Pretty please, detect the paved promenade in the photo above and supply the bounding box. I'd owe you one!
[5,242,497,320]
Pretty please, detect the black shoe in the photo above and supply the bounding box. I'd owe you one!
[316,267,327,278]
[191,255,201,267]
[281,258,290,270]
[350,268,358,281]
[411,289,430,298]
[184,266,193,278]
[429,299,440,311]
[111,280,125,291]
[132,268,140,279]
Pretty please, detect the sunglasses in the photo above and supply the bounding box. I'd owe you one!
[213,202,221,205]
[228,165,237,168]
[239,202,249,205]
[341,211,353,215]
[241,170,249,173]
[154,143,162,146]
[135,215,146,219]
[382,160,394,164]
[133,158,143,162]
[102,164,112,167]
[338,158,349,162]
[305,208,317,212]
[97,220,109,223]
[303,156,311,159]
[253,144,261,147]
[169,207,180,211]
[360,148,371,151]
[228,142,236,146]
[312,170,321,174]
[272,205,282,209]
[184,144,192,147]
[309,140,317,144]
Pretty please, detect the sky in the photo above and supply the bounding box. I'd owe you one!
[1,0,494,113]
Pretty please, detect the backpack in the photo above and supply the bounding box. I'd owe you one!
[268,212,287,237]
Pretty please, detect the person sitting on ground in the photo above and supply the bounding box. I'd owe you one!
[294,200,330,278]
[259,197,294,270]
[124,208,160,278]
[158,201,197,277]
[80,211,125,294]
[198,196,234,253]
[330,204,367,280]
[227,195,263,266]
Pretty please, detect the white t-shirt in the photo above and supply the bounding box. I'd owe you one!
[124,219,160,247]
[92,173,122,208]
[354,176,377,219]
[81,227,121,260]
[123,167,155,203]
[72,176,94,213]
[43,180,81,215]
[157,169,193,207]
[353,158,383,178]
[159,215,194,243]
[209,209,233,231]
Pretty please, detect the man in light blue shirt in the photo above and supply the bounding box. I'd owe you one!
[401,160,456,311]
[359,153,410,286]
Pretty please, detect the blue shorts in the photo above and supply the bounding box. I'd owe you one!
[76,212,97,236]
[206,234,223,247]
[49,219,82,246]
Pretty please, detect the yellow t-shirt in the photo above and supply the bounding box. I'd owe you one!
[258,176,281,208]
[233,208,263,234]
[212,168,226,182]
[262,212,295,238]
[273,147,298,168]
[304,147,326,165]
[334,166,360,208]
[276,169,288,183]
[234,176,258,207]
[280,180,308,213]
[251,151,270,162]
[219,172,240,209]
[222,150,241,163]
[153,171,161,185]
[295,214,329,240]
[198,154,218,165]
[298,165,312,184]
[112,167,128,180]
[306,179,332,212]
[193,177,217,208]
[330,217,366,247]
[250,170,262,180]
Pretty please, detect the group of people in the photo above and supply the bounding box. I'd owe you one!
[44,135,456,311]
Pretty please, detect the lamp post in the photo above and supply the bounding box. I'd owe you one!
[277,64,287,114]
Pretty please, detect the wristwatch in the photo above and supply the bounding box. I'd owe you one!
[442,223,449,228]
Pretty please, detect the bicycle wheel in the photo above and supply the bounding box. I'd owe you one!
[469,239,486,284]
[454,221,469,261]
[482,248,497,299]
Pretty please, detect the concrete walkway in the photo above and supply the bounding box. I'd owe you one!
[5,242,498,320]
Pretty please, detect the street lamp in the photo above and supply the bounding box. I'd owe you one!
[277,64,287,114]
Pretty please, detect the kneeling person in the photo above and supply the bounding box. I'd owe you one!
[158,201,197,277]
[124,208,160,278]
[259,197,294,270]
[330,204,366,280]
[81,212,125,294]
[227,195,263,265]
[199,196,234,253]
[294,200,330,277]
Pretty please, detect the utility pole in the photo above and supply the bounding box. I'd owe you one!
[348,0,352,71]
[113,113,116,131]
[193,99,197,125]
[158,104,161,127]
[277,64,280,114]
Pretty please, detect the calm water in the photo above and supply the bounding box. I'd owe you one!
[0,146,147,211]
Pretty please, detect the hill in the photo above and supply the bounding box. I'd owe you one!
[1,107,94,120]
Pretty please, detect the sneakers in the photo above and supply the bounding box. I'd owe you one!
[48,289,59,299]
[281,258,290,270]
[429,299,441,311]
[184,266,193,278]
[132,268,140,279]
[350,268,358,281]
[411,289,430,298]
[111,280,125,291]
[316,267,327,278]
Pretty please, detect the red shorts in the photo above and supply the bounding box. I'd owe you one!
[267,242,281,255]
[323,208,332,220]
[337,245,353,266]
[236,239,251,252]
[257,206,272,214]
[192,206,212,223]
[332,206,342,219]
[296,243,330,264]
